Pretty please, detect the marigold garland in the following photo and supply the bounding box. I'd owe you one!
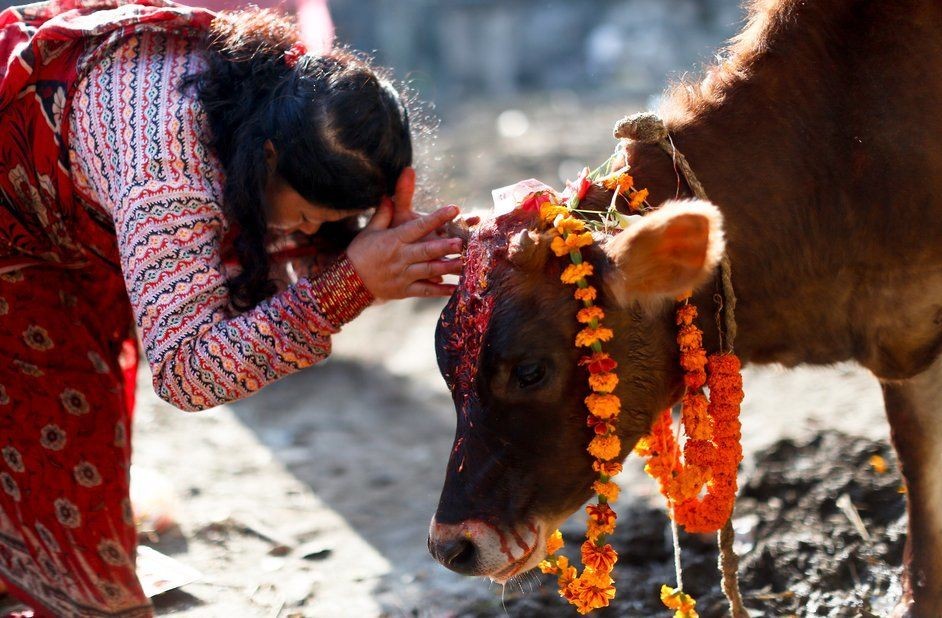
[633,302,744,534]
[532,181,626,614]
[520,163,743,616]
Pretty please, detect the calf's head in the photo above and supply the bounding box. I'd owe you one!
[429,195,725,581]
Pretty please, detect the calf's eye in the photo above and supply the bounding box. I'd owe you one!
[513,361,546,388]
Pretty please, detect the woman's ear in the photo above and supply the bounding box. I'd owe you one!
[603,199,725,305]
[264,140,277,174]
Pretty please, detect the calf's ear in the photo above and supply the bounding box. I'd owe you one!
[603,199,725,305]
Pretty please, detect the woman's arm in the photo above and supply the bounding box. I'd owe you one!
[70,32,371,411]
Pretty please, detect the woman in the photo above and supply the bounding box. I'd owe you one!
[0,1,461,615]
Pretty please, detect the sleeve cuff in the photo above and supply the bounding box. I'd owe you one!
[307,253,374,327]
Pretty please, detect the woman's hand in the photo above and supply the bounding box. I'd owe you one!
[347,201,463,299]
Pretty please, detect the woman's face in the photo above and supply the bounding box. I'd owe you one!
[265,173,363,236]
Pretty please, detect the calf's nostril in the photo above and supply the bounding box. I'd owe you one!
[437,537,477,573]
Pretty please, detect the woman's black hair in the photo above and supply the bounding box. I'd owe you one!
[184,9,412,310]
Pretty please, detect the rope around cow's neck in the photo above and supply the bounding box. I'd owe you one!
[614,112,747,618]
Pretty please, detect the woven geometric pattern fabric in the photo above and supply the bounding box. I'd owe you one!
[69,31,372,411]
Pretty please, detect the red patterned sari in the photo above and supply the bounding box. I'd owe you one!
[0,2,212,615]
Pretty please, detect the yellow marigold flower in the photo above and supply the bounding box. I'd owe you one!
[574,286,597,302]
[546,529,564,555]
[629,187,649,211]
[575,326,614,348]
[585,393,620,419]
[539,560,558,575]
[541,203,568,223]
[555,216,585,235]
[551,232,594,257]
[561,262,594,284]
[660,585,699,618]
[577,306,605,324]
[588,434,621,461]
[593,480,620,502]
[588,372,619,393]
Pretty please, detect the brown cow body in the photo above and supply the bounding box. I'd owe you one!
[430,1,942,614]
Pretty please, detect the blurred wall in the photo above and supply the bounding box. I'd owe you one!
[330,0,744,103]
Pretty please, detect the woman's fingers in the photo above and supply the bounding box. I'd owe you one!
[404,237,462,263]
[396,205,459,243]
[404,258,463,281]
[405,281,458,298]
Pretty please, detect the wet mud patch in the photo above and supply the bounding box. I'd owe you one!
[464,431,905,617]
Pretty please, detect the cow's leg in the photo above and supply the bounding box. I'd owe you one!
[882,355,942,617]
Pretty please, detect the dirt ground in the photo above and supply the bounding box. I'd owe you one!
[2,97,904,617]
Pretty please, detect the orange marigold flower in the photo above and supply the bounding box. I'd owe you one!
[581,540,618,573]
[561,262,594,284]
[684,439,717,468]
[581,565,615,589]
[572,285,598,303]
[588,415,615,436]
[588,372,619,393]
[870,454,888,474]
[682,394,711,440]
[676,324,703,351]
[575,326,614,348]
[586,502,617,524]
[667,465,710,503]
[710,402,741,422]
[707,353,741,375]
[557,561,577,591]
[588,434,621,461]
[593,480,621,502]
[680,348,708,372]
[660,585,699,618]
[601,171,634,193]
[567,569,616,614]
[593,460,624,477]
[551,232,594,257]
[676,304,698,326]
[546,529,564,555]
[586,503,617,538]
[539,560,559,574]
[629,188,649,211]
[684,369,707,390]
[556,216,586,235]
[573,286,598,302]
[580,352,617,374]
[585,393,620,419]
[712,418,742,440]
[577,306,605,324]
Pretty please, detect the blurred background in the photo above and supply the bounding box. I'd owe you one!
[0,0,898,616]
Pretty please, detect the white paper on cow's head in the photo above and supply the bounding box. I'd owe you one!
[491,179,555,215]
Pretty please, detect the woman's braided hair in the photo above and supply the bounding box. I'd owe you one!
[184,8,412,310]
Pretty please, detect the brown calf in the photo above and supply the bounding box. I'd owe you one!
[430,1,942,615]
